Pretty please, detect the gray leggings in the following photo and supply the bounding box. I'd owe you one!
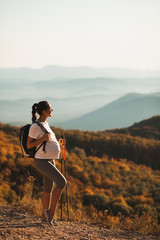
[34,158,66,193]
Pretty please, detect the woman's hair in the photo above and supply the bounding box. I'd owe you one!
[32,101,49,122]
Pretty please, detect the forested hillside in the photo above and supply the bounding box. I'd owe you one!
[0,121,160,233]
[107,115,160,140]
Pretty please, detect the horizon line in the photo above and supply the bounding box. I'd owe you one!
[0,65,160,71]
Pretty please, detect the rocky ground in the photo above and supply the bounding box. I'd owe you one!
[0,205,159,240]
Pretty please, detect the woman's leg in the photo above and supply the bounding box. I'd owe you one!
[41,175,53,218]
[42,192,50,212]
[34,159,66,219]
[50,188,63,217]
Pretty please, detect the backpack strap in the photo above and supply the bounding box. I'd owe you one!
[35,121,48,134]
[34,120,49,153]
[35,141,46,153]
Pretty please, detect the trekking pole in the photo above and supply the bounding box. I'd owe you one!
[60,149,63,220]
[63,141,69,221]
[59,133,69,220]
[59,136,64,221]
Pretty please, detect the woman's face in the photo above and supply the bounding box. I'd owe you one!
[45,103,53,117]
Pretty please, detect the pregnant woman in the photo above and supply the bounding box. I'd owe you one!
[27,101,66,225]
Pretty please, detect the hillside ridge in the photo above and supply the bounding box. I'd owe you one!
[106,115,160,140]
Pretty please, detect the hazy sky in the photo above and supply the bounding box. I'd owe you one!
[0,0,160,70]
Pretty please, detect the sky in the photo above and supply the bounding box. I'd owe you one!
[0,0,160,70]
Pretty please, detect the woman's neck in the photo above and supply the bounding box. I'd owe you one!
[38,116,47,122]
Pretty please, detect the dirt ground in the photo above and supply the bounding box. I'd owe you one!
[0,205,159,240]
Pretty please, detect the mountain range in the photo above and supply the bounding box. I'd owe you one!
[57,93,160,130]
[0,92,160,130]
[0,65,160,130]
[1,65,160,81]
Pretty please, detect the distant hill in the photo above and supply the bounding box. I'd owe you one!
[58,93,160,130]
[1,75,159,101]
[106,115,160,140]
[1,92,160,130]
[1,65,160,81]
[0,94,110,125]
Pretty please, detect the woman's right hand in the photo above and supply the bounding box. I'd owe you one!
[43,133,51,141]
[27,133,50,149]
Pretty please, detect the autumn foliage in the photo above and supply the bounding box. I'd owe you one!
[0,122,160,233]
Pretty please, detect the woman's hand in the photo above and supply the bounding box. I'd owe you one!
[42,132,51,141]
[27,133,50,149]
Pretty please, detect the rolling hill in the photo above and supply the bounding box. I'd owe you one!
[57,93,160,130]
[106,115,160,140]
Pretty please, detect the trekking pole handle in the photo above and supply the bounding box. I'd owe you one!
[59,134,66,161]
[59,138,65,146]
[59,133,66,146]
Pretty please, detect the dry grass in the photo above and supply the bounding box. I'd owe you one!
[18,175,160,235]
[19,176,42,216]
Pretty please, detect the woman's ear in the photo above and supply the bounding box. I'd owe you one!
[41,109,46,116]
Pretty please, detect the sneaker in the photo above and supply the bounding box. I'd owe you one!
[44,210,58,226]
[41,218,47,226]
[51,219,58,226]
[44,209,52,225]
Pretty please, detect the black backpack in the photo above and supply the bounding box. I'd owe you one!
[20,121,48,158]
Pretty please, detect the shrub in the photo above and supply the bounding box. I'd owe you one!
[132,194,154,205]
[102,178,117,189]
[110,195,134,216]
[83,193,110,211]
[108,213,160,234]
[0,182,18,203]
[71,147,86,159]
[69,164,83,179]
[83,188,94,196]
[111,202,134,216]
[135,204,158,219]
[79,171,89,183]
[89,172,102,187]
[111,195,127,205]
[19,175,42,216]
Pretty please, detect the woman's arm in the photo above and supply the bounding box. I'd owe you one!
[27,133,50,149]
